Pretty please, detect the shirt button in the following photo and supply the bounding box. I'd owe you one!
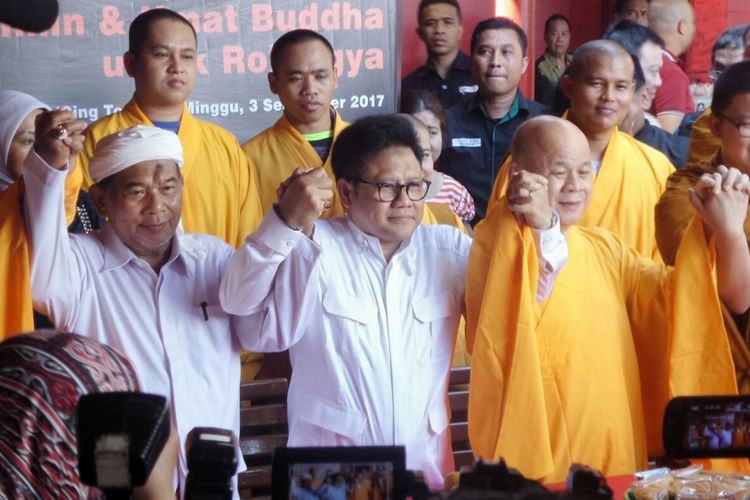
[441,84,448,90]
[285,240,293,247]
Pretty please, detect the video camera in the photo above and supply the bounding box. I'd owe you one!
[76,392,238,499]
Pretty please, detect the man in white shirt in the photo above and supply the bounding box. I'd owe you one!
[24,120,252,496]
[220,114,566,488]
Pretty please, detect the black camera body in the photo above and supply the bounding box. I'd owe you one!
[185,427,239,500]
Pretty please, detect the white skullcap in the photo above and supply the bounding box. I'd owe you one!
[89,125,183,184]
[0,90,50,191]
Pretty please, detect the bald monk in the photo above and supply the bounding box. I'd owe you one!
[656,61,750,392]
[468,115,750,483]
[490,40,674,260]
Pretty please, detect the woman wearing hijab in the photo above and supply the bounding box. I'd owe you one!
[0,91,87,339]
[0,330,177,498]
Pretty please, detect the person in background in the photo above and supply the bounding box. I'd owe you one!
[402,0,477,108]
[0,330,177,499]
[656,61,750,393]
[440,17,546,225]
[243,30,347,218]
[468,115,748,483]
[400,89,475,223]
[613,0,650,26]
[604,22,688,166]
[680,26,747,164]
[534,14,573,108]
[0,92,86,340]
[648,0,696,132]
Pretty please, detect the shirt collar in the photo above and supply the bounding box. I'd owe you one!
[421,50,471,75]
[100,224,190,276]
[344,216,418,273]
[469,92,522,124]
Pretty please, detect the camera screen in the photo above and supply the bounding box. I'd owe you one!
[288,461,395,500]
[684,400,750,452]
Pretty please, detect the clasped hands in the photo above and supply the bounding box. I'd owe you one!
[276,167,334,236]
[507,166,554,230]
[689,165,750,241]
[33,109,87,170]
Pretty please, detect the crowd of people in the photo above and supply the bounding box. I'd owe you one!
[3,0,750,496]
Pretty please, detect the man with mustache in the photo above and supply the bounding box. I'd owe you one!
[25,124,259,496]
[490,40,674,260]
[467,115,749,484]
[75,8,262,249]
[401,0,477,108]
[439,17,546,225]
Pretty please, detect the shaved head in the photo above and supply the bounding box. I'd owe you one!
[512,116,589,172]
[648,0,693,33]
[511,116,593,231]
[568,40,635,80]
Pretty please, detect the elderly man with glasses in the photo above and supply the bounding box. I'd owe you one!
[220,114,479,489]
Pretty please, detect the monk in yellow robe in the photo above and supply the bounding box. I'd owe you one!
[467,115,749,483]
[75,10,262,249]
[242,30,349,218]
[656,60,750,393]
[489,40,674,260]
[0,92,85,340]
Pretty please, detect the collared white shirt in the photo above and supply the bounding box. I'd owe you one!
[24,152,249,494]
[220,211,472,489]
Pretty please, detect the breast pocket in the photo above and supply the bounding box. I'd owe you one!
[411,291,459,365]
[321,291,378,370]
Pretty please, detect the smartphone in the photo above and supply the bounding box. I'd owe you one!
[663,395,750,458]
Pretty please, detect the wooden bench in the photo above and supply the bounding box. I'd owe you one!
[238,378,289,499]
[448,365,473,470]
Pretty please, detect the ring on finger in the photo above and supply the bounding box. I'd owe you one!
[52,123,69,141]
[323,201,332,210]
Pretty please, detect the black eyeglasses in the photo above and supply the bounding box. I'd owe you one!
[354,179,432,202]
[715,112,750,139]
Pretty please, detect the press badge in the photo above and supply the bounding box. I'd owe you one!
[452,138,482,148]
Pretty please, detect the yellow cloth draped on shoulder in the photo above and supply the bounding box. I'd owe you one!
[656,159,750,394]
[242,111,349,217]
[466,196,744,483]
[77,98,262,248]
[490,127,674,260]
[0,170,80,340]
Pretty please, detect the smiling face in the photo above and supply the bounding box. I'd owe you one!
[6,108,43,180]
[412,109,443,164]
[269,39,338,135]
[91,160,182,270]
[515,120,594,232]
[563,51,635,136]
[417,2,463,57]
[125,18,197,114]
[471,28,528,100]
[338,146,425,260]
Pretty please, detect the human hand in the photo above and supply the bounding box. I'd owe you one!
[507,166,553,230]
[277,167,334,235]
[33,109,87,169]
[689,165,750,241]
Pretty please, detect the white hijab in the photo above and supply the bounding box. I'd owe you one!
[0,90,49,191]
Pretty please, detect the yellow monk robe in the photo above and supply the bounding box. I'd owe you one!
[242,111,348,217]
[686,108,720,167]
[489,127,674,260]
[1,168,81,340]
[466,197,740,483]
[656,156,750,393]
[77,98,262,248]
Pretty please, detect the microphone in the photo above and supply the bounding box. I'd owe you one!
[0,0,59,33]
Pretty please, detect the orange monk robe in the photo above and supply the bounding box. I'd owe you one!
[656,157,750,393]
[489,127,674,260]
[686,108,720,167]
[242,111,348,217]
[76,98,262,248]
[1,168,81,340]
[466,198,741,483]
